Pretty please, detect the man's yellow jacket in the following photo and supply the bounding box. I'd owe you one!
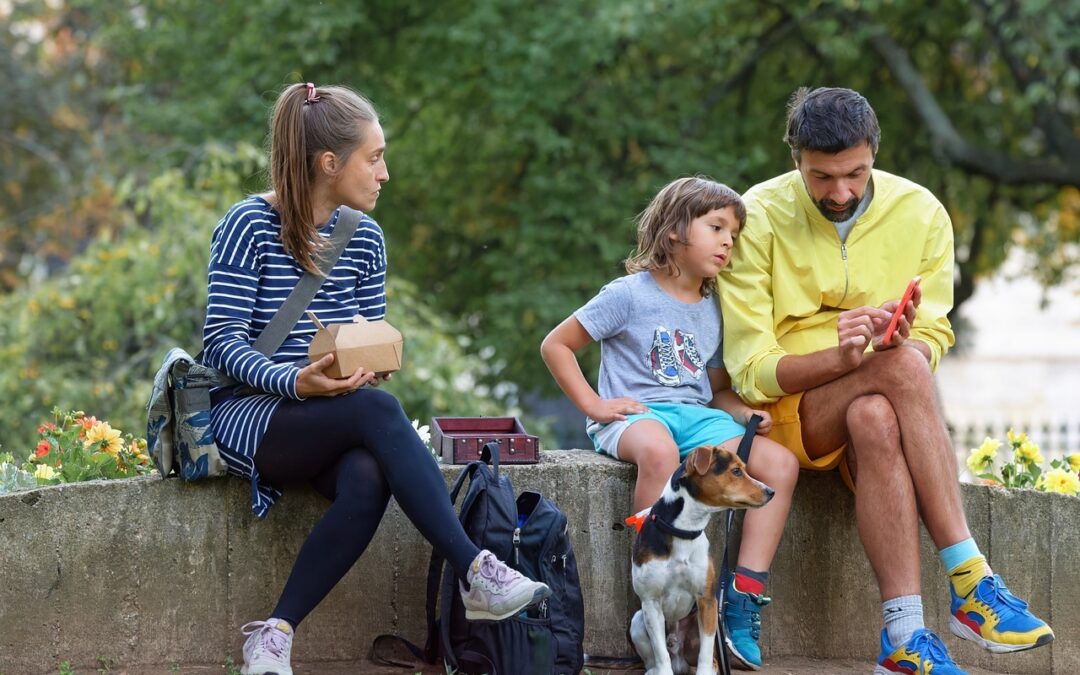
[721,169,956,406]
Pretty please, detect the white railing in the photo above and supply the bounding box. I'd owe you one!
[949,417,1080,474]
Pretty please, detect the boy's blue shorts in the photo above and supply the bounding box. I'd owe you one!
[586,401,745,461]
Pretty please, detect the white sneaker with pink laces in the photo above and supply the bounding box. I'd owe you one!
[240,618,294,675]
[459,549,552,621]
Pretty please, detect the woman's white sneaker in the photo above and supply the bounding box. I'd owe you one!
[240,618,294,675]
[459,549,551,621]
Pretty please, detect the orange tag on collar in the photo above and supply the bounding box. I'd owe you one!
[625,512,646,533]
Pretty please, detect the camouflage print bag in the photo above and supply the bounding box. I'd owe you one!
[146,347,228,480]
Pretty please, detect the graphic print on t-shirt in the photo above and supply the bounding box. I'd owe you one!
[647,326,705,386]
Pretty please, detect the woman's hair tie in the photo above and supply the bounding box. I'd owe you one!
[304,83,321,104]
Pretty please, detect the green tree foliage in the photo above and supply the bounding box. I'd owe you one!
[0,144,513,455]
[0,0,133,290]
[6,0,1080,395]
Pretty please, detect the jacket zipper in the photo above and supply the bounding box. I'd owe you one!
[839,242,850,306]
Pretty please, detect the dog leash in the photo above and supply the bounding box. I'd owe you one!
[715,413,762,675]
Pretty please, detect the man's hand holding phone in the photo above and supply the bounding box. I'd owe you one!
[877,276,921,349]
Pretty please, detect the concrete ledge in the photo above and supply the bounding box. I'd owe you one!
[1,450,1077,674]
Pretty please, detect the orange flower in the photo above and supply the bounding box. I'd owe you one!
[35,440,51,458]
[37,422,57,434]
[77,415,98,437]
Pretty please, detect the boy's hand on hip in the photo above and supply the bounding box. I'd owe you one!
[588,398,648,423]
[744,409,772,435]
[296,353,375,397]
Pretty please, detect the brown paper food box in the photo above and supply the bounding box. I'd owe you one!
[307,313,404,379]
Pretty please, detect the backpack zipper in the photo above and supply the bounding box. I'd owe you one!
[512,527,521,565]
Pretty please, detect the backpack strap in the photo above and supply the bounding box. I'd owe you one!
[439,459,489,670]
[480,440,501,479]
[371,459,484,669]
[714,414,761,675]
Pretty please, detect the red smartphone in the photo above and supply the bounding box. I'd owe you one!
[883,276,921,346]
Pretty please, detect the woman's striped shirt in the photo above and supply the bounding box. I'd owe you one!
[202,196,387,518]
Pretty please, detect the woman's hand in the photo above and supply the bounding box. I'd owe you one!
[587,397,649,424]
[367,372,393,387]
[295,353,375,398]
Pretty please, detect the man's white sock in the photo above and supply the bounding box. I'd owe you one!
[883,595,924,647]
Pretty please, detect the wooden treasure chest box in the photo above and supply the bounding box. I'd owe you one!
[431,416,540,465]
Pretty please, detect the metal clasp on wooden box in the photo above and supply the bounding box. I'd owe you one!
[430,417,540,464]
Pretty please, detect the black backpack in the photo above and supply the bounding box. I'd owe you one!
[373,442,585,674]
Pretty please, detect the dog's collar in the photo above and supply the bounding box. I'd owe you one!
[647,510,703,540]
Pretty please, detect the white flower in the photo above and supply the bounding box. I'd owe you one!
[34,464,58,481]
[411,419,431,447]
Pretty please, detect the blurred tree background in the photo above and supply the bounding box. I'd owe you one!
[1,0,1077,454]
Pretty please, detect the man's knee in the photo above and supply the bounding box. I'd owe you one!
[876,345,933,392]
[846,394,900,445]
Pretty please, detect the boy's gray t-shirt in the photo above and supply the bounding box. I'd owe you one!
[575,272,724,410]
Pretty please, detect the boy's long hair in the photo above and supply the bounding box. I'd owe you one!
[268,83,378,274]
[624,176,746,297]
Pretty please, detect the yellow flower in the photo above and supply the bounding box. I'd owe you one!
[84,421,123,455]
[1067,454,1080,472]
[1041,468,1080,497]
[1006,428,1029,446]
[966,437,999,474]
[34,464,57,480]
[1015,440,1044,466]
[129,440,150,465]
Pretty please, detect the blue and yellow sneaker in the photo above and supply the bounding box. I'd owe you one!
[722,578,769,670]
[874,628,967,675]
[949,574,1054,652]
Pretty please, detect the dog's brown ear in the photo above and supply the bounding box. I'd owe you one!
[688,446,713,475]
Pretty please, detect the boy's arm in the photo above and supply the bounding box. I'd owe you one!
[541,316,647,423]
[708,367,773,435]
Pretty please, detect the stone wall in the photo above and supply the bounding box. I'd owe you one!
[1,450,1077,674]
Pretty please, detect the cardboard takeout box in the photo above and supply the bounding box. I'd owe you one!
[307,313,403,378]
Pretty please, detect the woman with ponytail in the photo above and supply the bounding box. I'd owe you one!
[202,83,550,675]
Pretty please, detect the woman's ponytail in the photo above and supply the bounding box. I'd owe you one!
[268,83,378,274]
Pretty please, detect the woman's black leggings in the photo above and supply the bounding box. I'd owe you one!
[254,387,479,629]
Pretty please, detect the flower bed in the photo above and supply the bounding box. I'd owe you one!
[967,428,1080,496]
[0,408,154,494]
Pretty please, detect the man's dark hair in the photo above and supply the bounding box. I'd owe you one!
[784,87,880,159]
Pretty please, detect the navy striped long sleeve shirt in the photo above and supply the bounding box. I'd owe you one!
[202,196,387,517]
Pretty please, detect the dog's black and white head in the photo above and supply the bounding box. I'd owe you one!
[633,445,773,565]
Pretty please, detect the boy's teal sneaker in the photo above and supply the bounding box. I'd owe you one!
[722,578,769,670]
[874,627,967,675]
[949,574,1054,652]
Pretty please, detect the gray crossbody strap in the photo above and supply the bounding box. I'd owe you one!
[251,206,363,356]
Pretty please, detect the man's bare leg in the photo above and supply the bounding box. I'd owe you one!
[799,347,972,595]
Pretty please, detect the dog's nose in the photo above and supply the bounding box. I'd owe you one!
[764,486,775,497]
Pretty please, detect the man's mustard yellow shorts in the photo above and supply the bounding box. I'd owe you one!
[760,391,855,492]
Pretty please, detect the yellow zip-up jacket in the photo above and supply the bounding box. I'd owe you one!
[721,169,955,406]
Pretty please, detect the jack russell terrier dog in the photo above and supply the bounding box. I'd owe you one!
[628,445,773,675]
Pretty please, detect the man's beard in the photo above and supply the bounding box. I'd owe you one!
[815,196,859,222]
